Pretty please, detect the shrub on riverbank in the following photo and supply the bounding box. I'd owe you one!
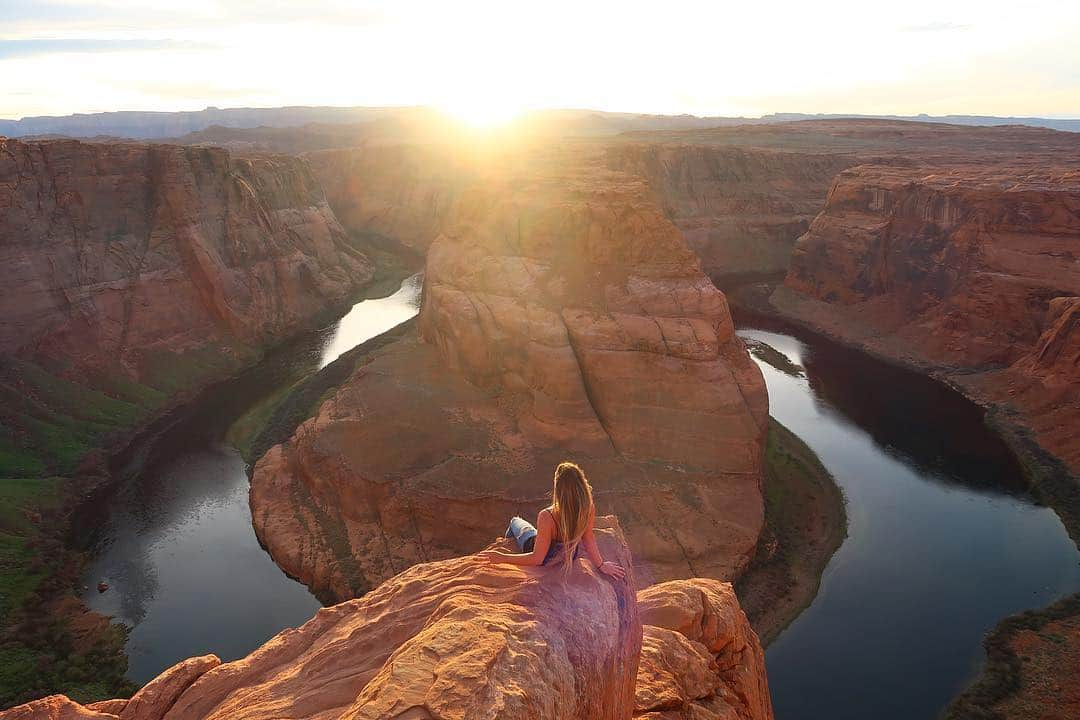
[735,419,847,645]
[0,477,135,709]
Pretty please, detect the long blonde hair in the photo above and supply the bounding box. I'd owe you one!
[551,461,593,575]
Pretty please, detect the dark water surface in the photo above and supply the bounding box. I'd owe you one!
[736,315,1080,720]
[79,275,422,683]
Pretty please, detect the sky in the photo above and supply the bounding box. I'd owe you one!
[2,0,1079,122]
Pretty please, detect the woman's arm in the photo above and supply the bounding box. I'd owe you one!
[582,507,627,580]
[479,510,554,567]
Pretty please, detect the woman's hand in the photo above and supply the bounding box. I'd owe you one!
[476,549,505,563]
[598,561,626,580]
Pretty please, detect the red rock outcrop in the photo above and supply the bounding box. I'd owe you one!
[2,696,117,720]
[0,137,373,474]
[772,161,1080,472]
[251,148,768,600]
[605,144,854,282]
[636,579,773,719]
[2,520,772,720]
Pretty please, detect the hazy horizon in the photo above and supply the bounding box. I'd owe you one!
[3,1,1079,125]
[4,103,1080,123]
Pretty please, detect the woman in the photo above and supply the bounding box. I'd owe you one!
[479,461,627,580]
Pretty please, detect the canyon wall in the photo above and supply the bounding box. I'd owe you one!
[605,144,854,281]
[0,137,373,476]
[773,162,1080,472]
[306,144,475,255]
[250,148,769,600]
[3,520,773,720]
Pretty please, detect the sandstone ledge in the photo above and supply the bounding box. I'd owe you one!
[3,518,771,720]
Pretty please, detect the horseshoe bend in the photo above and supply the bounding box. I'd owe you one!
[1,101,1079,720]
[250,147,770,601]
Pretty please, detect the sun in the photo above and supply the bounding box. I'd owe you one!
[438,98,525,129]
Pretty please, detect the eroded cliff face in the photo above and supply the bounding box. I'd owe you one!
[0,137,373,474]
[774,162,1080,471]
[306,144,480,255]
[605,144,854,282]
[251,148,768,600]
[3,519,773,720]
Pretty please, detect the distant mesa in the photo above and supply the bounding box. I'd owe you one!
[1,105,1077,140]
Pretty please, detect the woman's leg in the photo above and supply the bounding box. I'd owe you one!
[505,516,538,553]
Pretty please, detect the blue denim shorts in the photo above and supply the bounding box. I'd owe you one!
[504,515,579,565]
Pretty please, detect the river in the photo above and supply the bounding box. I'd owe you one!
[78,274,423,684]
[76,275,1079,717]
[736,314,1080,720]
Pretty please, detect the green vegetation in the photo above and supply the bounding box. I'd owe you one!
[231,320,415,464]
[944,413,1080,720]
[736,419,847,645]
[0,476,135,708]
[0,359,157,477]
[139,344,246,398]
[225,382,297,458]
[0,478,62,620]
[0,347,244,709]
[945,593,1080,720]
[0,433,46,478]
[0,259,417,708]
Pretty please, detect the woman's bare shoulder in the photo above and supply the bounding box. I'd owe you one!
[537,506,555,525]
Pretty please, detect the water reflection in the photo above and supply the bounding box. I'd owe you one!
[80,274,422,683]
[739,315,1030,496]
[737,319,1080,720]
[318,273,424,369]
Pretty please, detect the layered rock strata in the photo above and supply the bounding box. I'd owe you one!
[251,149,768,600]
[605,144,854,281]
[0,137,373,474]
[307,144,479,255]
[773,162,1080,473]
[3,520,773,720]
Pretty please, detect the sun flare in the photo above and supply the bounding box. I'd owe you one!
[438,98,525,129]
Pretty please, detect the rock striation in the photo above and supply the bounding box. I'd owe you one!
[605,144,854,282]
[251,148,768,601]
[306,144,475,256]
[773,162,1080,473]
[0,137,373,474]
[1,519,773,720]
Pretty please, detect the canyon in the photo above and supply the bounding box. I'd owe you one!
[598,121,1080,488]
[250,145,770,600]
[774,160,1080,476]
[4,520,773,720]
[2,115,1078,719]
[0,137,375,477]
[604,144,855,281]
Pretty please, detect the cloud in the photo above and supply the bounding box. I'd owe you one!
[901,21,973,33]
[2,0,388,35]
[0,38,216,60]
